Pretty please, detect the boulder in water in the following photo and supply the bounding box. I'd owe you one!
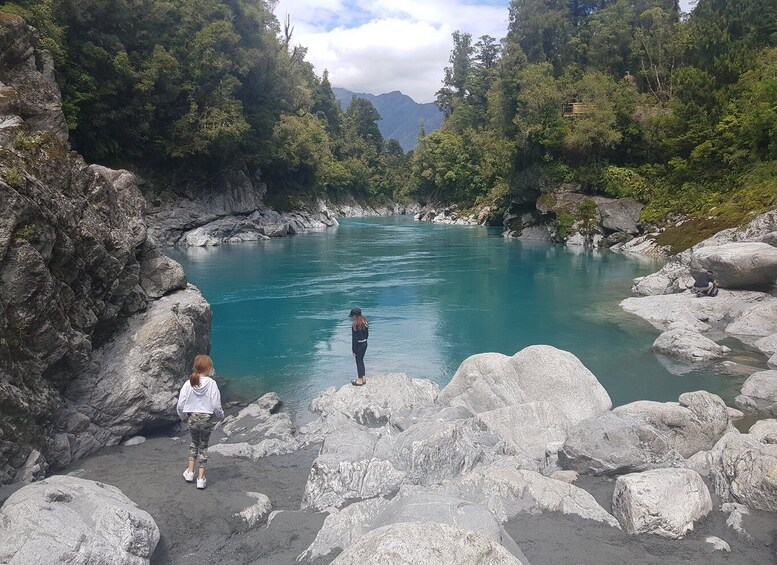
[652,328,730,362]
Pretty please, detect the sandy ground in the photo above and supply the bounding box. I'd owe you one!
[2,424,775,565]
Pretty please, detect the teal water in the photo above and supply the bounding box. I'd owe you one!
[168,217,750,414]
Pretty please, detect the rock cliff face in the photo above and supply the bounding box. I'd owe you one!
[0,16,210,484]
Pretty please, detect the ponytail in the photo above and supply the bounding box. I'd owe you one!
[352,314,368,331]
[190,354,213,387]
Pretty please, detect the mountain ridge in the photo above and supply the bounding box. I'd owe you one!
[333,87,444,152]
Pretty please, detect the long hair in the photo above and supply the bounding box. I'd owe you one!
[190,354,213,387]
[352,314,368,331]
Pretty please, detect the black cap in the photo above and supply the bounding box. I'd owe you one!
[349,307,362,318]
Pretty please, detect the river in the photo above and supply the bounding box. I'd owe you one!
[168,217,752,415]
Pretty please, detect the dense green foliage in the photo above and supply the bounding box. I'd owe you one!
[0,0,410,204]
[409,0,777,245]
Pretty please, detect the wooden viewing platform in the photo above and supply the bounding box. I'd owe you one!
[563,102,595,117]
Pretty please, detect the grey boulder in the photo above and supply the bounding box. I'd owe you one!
[438,345,611,424]
[612,468,712,538]
[652,328,730,362]
[0,475,159,564]
[735,370,777,416]
[559,391,729,475]
[598,198,643,234]
[690,242,777,289]
[138,249,187,298]
[329,522,526,565]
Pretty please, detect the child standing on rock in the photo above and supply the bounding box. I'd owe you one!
[177,354,224,489]
[350,307,369,386]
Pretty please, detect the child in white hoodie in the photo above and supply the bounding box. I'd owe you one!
[177,354,224,489]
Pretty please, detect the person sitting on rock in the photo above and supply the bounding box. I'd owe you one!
[692,270,719,297]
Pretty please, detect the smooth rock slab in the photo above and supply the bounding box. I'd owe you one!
[309,373,439,427]
[438,345,611,425]
[690,242,777,289]
[652,328,730,362]
[0,475,159,564]
[330,522,526,565]
[612,468,712,538]
[726,301,777,337]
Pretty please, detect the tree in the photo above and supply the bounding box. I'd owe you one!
[435,31,473,116]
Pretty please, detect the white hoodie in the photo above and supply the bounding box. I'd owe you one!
[176,376,225,421]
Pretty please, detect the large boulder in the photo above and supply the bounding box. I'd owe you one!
[310,373,439,427]
[690,242,777,289]
[735,370,777,416]
[631,261,695,296]
[437,345,611,424]
[612,468,712,538]
[620,290,774,332]
[598,198,643,234]
[559,391,729,475]
[58,285,211,459]
[329,522,526,565]
[652,327,730,362]
[0,475,159,564]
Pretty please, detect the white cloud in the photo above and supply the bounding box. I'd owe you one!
[274,0,510,103]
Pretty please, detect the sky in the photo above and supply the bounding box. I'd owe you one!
[273,0,696,104]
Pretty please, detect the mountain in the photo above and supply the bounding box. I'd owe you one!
[333,88,444,152]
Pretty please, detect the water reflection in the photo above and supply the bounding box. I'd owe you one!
[169,217,752,415]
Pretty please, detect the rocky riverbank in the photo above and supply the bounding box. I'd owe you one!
[2,346,775,564]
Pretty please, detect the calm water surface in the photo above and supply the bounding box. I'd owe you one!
[169,217,751,415]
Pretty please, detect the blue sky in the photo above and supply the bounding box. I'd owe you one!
[274,0,696,103]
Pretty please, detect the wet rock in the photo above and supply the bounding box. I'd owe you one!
[612,468,712,538]
[652,328,730,362]
[690,242,777,289]
[438,345,611,425]
[329,522,526,565]
[0,476,159,564]
[735,370,777,416]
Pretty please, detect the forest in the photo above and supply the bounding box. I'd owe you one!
[1,0,775,243]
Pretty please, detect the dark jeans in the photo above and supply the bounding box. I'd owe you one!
[354,341,367,378]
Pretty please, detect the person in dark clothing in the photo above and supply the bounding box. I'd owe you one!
[692,270,719,297]
[350,307,369,386]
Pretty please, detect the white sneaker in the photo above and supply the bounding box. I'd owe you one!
[196,478,207,489]
[183,469,194,482]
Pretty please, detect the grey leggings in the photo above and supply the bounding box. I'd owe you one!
[188,413,214,469]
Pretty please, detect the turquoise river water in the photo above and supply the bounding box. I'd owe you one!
[169,217,754,415]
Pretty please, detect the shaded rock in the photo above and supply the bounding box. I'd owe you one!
[122,436,146,447]
[712,432,777,511]
[504,224,554,241]
[389,405,474,432]
[180,216,271,246]
[438,345,611,424]
[138,249,186,298]
[475,402,572,463]
[61,285,211,456]
[0,475,159,564]
[559,391,729,475]
[690,242,777,289]
[652,328,730,362]
[598,198,643,234]
[612,468,712,538]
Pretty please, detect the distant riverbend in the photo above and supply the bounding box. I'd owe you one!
[169,217,756,415]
